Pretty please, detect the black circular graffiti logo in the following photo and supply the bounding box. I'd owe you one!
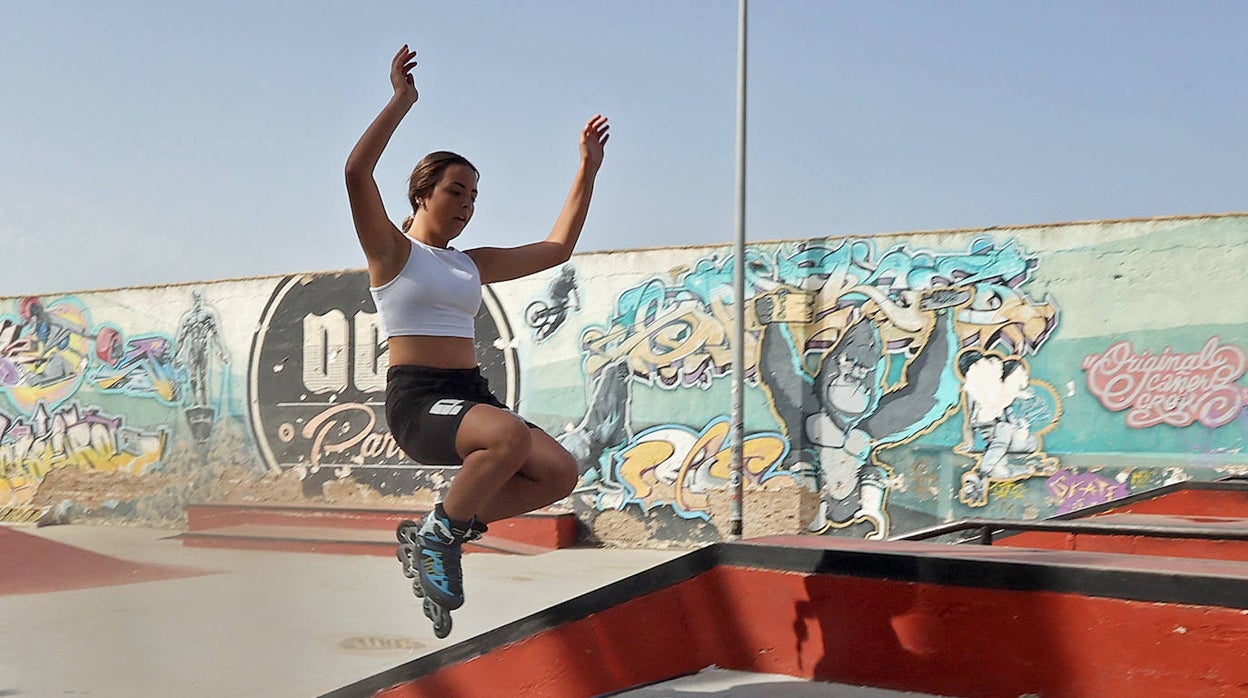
[248,271,518,494]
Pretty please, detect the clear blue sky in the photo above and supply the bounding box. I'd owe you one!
[3,1,1245,297]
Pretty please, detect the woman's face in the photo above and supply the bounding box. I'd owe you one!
[424,164,478,240]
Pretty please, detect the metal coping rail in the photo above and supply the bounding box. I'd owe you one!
[889,517,1248,546]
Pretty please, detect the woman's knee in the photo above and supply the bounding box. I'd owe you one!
[488,418,532,461]
[457,408,533,461]
[532,438,579,497]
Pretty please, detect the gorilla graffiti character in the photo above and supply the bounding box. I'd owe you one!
[757,288,968,538]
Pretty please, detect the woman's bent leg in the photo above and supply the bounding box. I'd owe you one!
[472,429,578,523]
[440,404,534,522]
[438,405,577,524]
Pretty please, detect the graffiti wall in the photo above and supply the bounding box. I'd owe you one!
[3,214,1246,546]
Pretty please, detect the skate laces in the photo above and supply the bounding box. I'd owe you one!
[452,516,488,543]
[418,511,456,547]
[420,506,487,546]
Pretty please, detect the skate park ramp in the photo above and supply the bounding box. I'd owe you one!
[0,525,210,596]
[323,481,1248,698]
[922,478,1248,561]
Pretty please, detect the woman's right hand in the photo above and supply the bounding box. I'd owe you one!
[391,45,419,106]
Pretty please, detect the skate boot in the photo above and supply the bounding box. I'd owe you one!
[395,504,487,638]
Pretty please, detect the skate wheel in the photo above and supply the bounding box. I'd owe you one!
[424,598,452,639]
[411,576,425,598]
[396,545,418,579]
[396,519,418,544]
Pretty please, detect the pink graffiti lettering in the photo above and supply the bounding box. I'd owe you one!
[1082,337,1248,428]
[300,403,403,467]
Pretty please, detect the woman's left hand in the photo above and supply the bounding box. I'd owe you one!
[580,115,610,173]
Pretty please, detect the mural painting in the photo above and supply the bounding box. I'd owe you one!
[564,237,1062,539]
[247,272,519,498]
[174,290,231,443]
[526,264,580,341]
[1083,337,1248,429]
[0,291,236,522]
[955,351,1060,507]
[3,215,1247,542]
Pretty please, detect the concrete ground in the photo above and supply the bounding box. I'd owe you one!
[0,524,681,698]
[3,525,955,698]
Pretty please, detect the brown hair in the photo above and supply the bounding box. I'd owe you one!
[402,151,479,231]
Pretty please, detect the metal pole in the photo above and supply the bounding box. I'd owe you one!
[729,0,748,541]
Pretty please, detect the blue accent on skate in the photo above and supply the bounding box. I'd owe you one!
[417,541,465,609]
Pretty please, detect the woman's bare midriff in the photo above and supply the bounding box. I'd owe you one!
[387,335,479,369]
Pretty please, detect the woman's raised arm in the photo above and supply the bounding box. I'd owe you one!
[345,45,419,268]
[468,115,610,284]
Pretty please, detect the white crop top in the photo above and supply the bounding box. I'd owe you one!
[369,236,481,339]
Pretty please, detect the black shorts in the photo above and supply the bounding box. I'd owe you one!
[385,365,536,465]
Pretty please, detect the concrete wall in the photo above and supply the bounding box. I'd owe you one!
[4,213,1246,546]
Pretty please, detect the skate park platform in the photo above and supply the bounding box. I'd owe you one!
[176,502,580,556]
[325,479,1248,698]
[4,480,1248,697]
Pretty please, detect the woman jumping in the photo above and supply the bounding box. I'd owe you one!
[345,44,609,636]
